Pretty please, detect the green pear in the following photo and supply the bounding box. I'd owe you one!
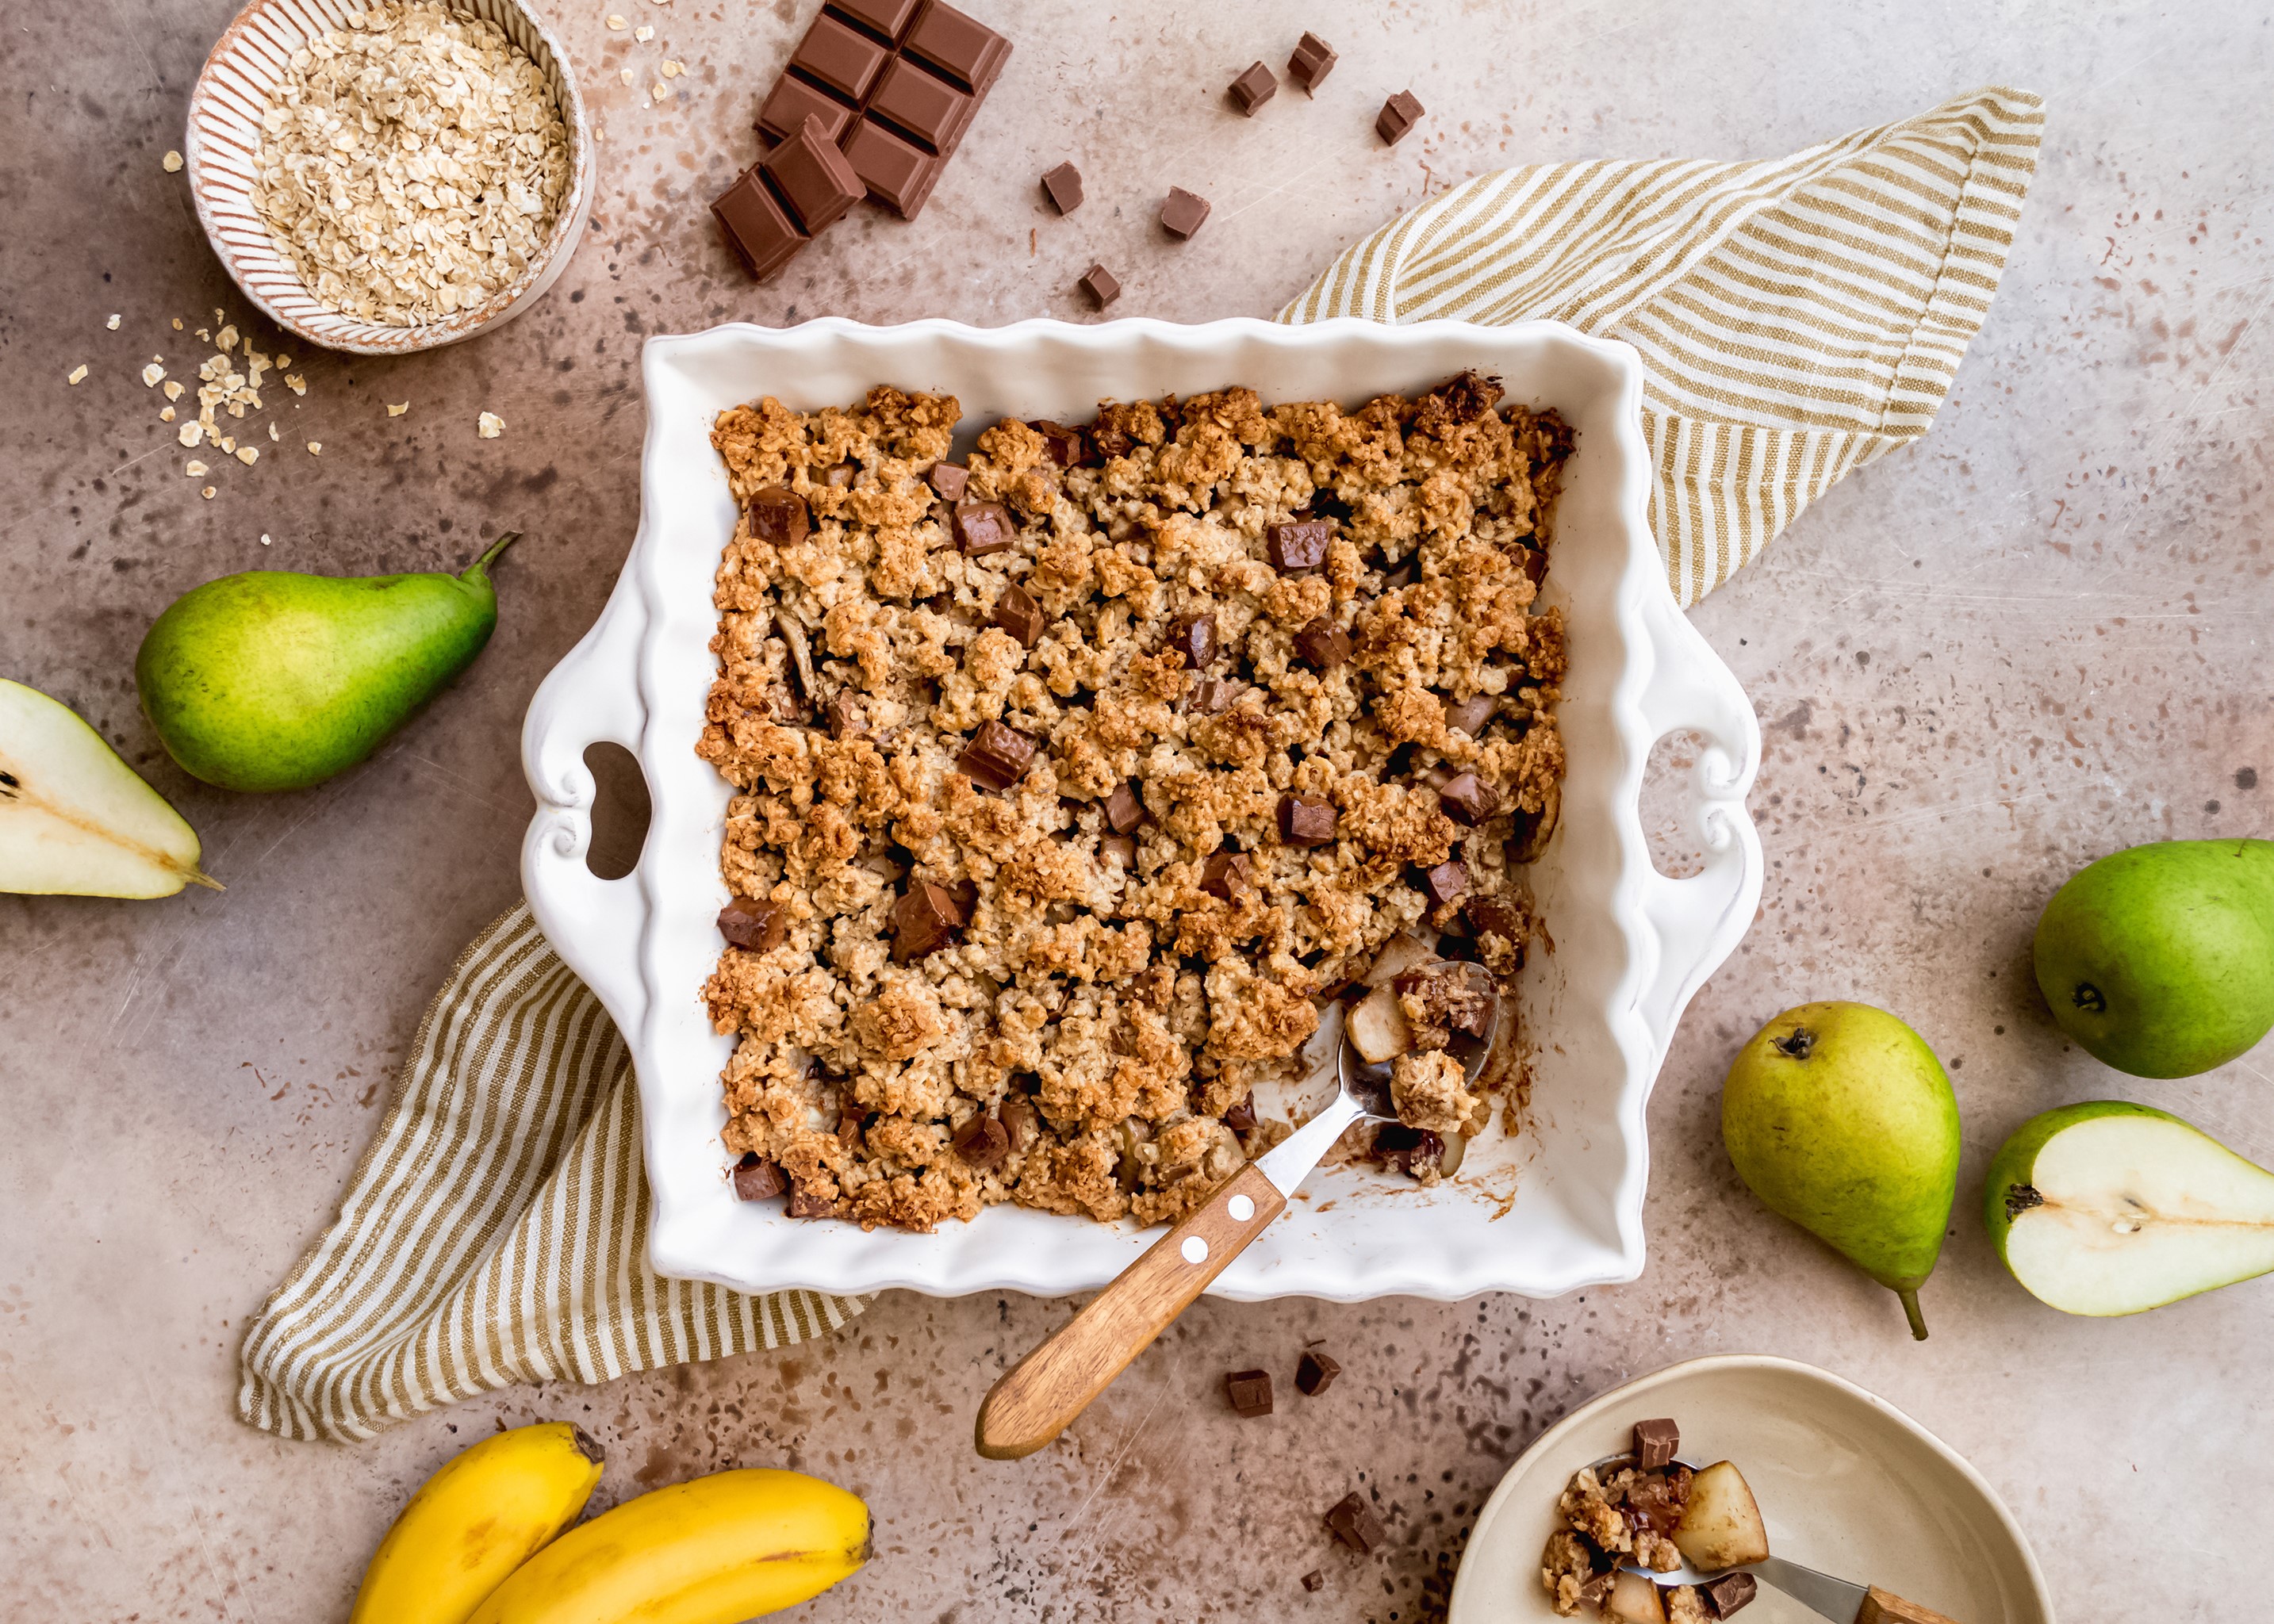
[2031,839,2274,1078]
[0,679,219,896]
[136,534,520,792]
[1985,1101,2274,1316]
[1722,1001,1961,1339]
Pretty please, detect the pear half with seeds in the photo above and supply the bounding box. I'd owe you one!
[0,678,220,897]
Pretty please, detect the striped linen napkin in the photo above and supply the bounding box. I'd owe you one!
[238,85,2042,1442]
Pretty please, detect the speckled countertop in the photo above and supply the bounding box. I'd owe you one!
[4,2,2269,1619]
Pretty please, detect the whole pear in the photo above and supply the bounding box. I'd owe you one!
[136,534,518,792]
[1722,1001,1962,1339]
[2031,839,2274,1078]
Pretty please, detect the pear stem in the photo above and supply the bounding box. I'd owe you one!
[462,530,523,580]
[185,866,226,892]
[1896,1287,1929,1341]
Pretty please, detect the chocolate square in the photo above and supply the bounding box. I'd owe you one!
[1229,60,1276,116]
[1266,519,1331,572]
[991,582,1045,648]
[1199,848,1252,900]
[952,1110,1010,1167]
[1189,676,1242,713]
[1079,262,1120,308]
[1042,160,1083,214]
[928,462,970,501]
[903,0,1010,90]
[842,118,945,217]
[958,720,1037,789]
[1632,1417,1680,1470]
[747,485,811,545]
[765,114,865,233]
[951,499,1016,556]
[757,75,854,145]
[892,879,965,962]
[867,55,972,150]
[1288,31,1336,93]
[1293,616,1352,670]
[731,1153,787,1201]
[1099,834,1136,868]
[1300,1570,1325,1592]
[711,169,808,281]
[1295,1348,1341,1396]
[1225,1368,1273,1417]
[1702,1572,1758,1618]
[1438,772,1501,827]
[717,896,787,952]
[1160,186,1210,239]
[790,11,891,101]
[1170,611,1217,668]
[1278,794,1337,848]
[1377,89,1425,145]
[1322,1491,1383,1553]
[1104,781,1146,833]
[1442,693,1496,736]
[1418,858,1468,906]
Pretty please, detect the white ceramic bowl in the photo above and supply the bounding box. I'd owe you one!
[1448,1354,2054,1624]
[520,316,1764,1303]
[184,0,595,356]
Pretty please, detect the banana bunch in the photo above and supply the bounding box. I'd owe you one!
[351,1423,869,1624]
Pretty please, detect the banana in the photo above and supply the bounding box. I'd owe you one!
[351,1422,604,1624]
[466,1468,871,1624]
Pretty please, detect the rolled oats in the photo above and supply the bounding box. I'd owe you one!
[477,410,505,439]
[162,150,184,172]
[143,363,166,387]
[67,365,87,385]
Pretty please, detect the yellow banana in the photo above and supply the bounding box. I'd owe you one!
[466,1468,871,1624]
[351,1422,604,1624]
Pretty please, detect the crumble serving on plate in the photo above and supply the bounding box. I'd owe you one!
[698,373,1572,1231]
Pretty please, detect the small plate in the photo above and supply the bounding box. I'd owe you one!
[1448,1355,2053,1624]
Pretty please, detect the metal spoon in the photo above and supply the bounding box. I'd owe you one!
[974,964,1497,1461]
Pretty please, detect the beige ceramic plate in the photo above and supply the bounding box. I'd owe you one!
[1448,1355,2053,1624]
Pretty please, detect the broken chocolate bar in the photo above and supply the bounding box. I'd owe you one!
[717,896,788,952]
[1104,781,1147,833]
[952,499,1016,555]
[765,113,865,234]
[1266,519,1331,572]
[711,167,808,281]
[992,582,1045,647]
[1229,60,1276,116]
[1225,1368,1273,1417]
[757,75,853,144]
[1042,159,1083,213]
[1078,263,1121,308]
[1278,793,1338,848]
[927,461,969,501]
[1419,858,1467,906]
[958,720,1037,789]
[1170,611,1218,668]
[1377,89,1425,145]
[1160,186,1211,239]
[1295,1348,1340,1396]
[1437,771,1501,827]
[1702,1572,1758,1618]
[1293,616,1352,670]
[952,1109,1010,1168]
[1287,31,1336,93]
[1199,848,1252,900]
[892,879,965,962]
[732,1152,788,1201]
[1633,1416,1680,1471]
[1322,1491,1384,1553]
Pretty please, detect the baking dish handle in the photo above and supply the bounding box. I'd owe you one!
[1629,586,1765,1055]
[520,576,654,1042]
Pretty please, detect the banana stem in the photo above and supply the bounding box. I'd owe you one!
[462,530,523,580]
[1897,1287,1929,1341]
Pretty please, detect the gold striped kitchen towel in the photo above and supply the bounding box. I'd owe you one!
[237,904,867,1442]
[238,84,2041,1443]
[1282,84,2045,605]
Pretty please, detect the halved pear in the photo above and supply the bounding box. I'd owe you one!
[0,679,219,897]
[1670,1461,1769,1572]
[1985,1101,2274,1316]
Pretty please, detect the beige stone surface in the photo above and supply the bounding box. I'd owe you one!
[2,2,2268,1619]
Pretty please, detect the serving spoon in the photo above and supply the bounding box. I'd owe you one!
[974,966,1495,1461]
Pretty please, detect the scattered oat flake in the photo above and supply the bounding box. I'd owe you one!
[269,423,280,441]
[163,150,184,172]
[237,446,259,465]
[160,406,177,423]
[286,373,308,396]
[163,379,186,400]
[179,421,203,446]
[388,401,409,416]
[67,365,88,385]
[606,12,627,25]
[219,436,237,454]
[308,441,322,455]
[143,363,167,387]
[185,460,209,477]
[619,67,634,85]
[197,327,211,342]
[635,23,654,40]
[276,354,292,369]
[106,314,122,331]
[171,317,185,331]
[261,534,274,546]
[477,411,505,439]
[650,82,671,102]
[201,486,217,500]
[215,324,239,352]
[661,59,683,77]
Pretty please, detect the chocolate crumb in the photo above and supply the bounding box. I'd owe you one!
[784,1184,840,1219]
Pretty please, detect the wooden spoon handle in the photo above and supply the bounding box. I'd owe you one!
[974,1162,1287,1460]
[1858,1587,1964,1624]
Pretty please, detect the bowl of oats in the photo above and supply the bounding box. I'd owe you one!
[184,0,592,356]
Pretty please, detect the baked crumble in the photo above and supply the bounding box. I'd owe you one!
[697,373,1572,1231]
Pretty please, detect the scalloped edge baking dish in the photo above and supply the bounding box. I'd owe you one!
[520,316,1762,1303]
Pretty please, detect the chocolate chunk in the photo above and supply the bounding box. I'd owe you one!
[712,167,808,281]
[1376,89,1425,145]
[1171,611,1217,668]
[951,877,979,917]
[789,13,890,101]
[1199,848,1252,901]
[952,499,1017,555]
[1078,263,1121,309]
[1189,676,1243,713]
[1105,781,1148,833]
[999,1092,1040,1151]
[830,0,921,39]
[1322,1491,1384,1553]
[1266,519,1332,572]
[1223,1092,1257,1132]
[1442,694,1496,736]
[927,461,970,501]
[904,0,1010,91]
[958,720,1037,790]
[835,1110,865,1150]
[892,879,965,962]
[1577,1572,1619,1608]
[1465,894,1524,946]
[1293,1348,1340,1396]
[1632,1417,1681,1470]
[1519,541,1548,586]
[1027,419,1087,467]
[1278,794,1338,848]
[952,1110,1010,1169]
[1300,1570,1325,1592]
[866,56,972,150]
[1041,160,1083,214]
[841,118,945,218]
[784,1184,840,1219]
[1438,772,1501,827]
[717,896,788,952]
[1287,31,1336,93]
[1702,1573,1758,1618]
[1225,1368,1274,1417]
[1419,858,1468,906]
[823,461,861,490]
[1089,419,1134,458]
[992,583,1045,647]
[764,112,863,231]
[1375,1124,1444,1178]
[1293,617,1352,670]
[732,1152,787,1201]
[825,695,867,739]
[1099,834,1136,868]
[1160,186,1211,239]
[747,486,811,546]
[1228,61,1276,116]
[1382,556,1417,590]
[757,75,853,144]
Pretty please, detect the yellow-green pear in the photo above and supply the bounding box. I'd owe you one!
[0,679,220,897]
[1722,1001,1961,1339]
[136,534,519,793]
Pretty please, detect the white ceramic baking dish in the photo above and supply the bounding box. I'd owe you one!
[520,317,1762,1304]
